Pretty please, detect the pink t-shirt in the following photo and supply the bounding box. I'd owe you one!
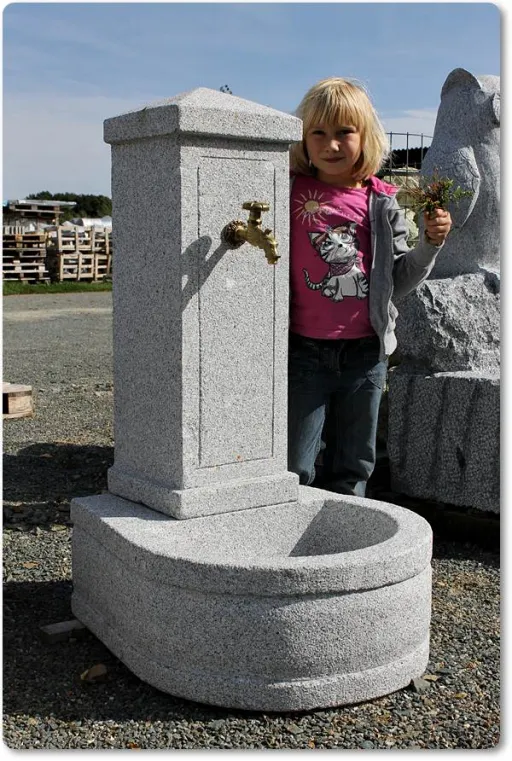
[290,174,375,339]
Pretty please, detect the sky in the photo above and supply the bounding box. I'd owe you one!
[2,0,502,199]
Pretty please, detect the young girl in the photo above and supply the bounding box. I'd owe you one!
[288,77,452,497]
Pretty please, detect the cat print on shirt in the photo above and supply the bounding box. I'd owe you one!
[303,222,369,302]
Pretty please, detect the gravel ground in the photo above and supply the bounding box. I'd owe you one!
[2,292,501,749]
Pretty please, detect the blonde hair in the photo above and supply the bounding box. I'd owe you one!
[290,77,390,181]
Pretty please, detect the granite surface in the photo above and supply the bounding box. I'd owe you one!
[394,272,500,373]
[390,69,500,514]
[387,369,500,513]
[419,68,500,279]
[105,89,301,517]
[104,87,303,144]
[71,487,433,711]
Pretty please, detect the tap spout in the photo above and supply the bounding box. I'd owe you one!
[240,223,280,265]
[221,202,280,265]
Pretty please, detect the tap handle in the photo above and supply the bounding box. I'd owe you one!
[242,202,269,212]
[242,201,269,224]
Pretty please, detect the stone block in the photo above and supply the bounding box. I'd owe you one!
[104,87,301,144]
[387,369,500,513]
[71,488,432,712]
[39,619,87,644]
[103,88,302,518]
[394,272,500,373]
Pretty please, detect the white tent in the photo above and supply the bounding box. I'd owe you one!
[71,216,112,229]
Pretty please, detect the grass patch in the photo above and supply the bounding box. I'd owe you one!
[3,281,113,296]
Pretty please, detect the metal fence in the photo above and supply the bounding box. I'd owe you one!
[386,131,431,164]
[379,132,433,243]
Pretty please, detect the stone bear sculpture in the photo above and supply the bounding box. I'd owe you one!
[420,68,500,279]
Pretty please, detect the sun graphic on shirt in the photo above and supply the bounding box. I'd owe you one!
[293,190,330,225]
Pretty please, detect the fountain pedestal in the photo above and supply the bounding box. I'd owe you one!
[71,88,432,710]
[103,88,300,519]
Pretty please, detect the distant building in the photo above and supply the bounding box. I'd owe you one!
[2,199,77,230]
[382,146,430,171]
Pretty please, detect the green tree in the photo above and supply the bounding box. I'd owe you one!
[26,192,112,221]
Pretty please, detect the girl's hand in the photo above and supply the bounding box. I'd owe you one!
[424,209,452,245]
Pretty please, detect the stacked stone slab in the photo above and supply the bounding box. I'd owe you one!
[71,87,433,710]
[388,69,500,514]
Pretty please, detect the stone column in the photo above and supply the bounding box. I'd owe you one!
[103,88,302,518]
[387,69,500,514]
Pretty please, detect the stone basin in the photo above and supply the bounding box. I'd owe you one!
[71,486,432,711]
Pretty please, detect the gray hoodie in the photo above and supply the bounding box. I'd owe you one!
[366,174,443,359]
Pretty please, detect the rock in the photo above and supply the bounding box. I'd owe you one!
[395,274,500,374]
[39,619,87,644]
[420,68,500,278]
[410,677,431,694]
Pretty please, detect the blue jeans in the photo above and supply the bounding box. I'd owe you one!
[288,332,388,497]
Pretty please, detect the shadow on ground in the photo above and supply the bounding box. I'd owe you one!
[3,442,499,549]
[3,578,221,723]
[3,444,114,526]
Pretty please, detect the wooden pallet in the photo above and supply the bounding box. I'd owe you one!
[46,251,112,281]
[45,226,112,281]
[2,226,35,235]
[3,383,34,419]
[2,259,49,282]
[47,228,111,253]
[2,226,113,282]
[2,230,50,282]
[3,264,47,277]
[3,232,47,247]
[3,251,47,261]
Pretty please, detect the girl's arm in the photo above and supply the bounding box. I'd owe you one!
[390,201,450,300]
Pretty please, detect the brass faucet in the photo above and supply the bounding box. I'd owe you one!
[221,202,279,265]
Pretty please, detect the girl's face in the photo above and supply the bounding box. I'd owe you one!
[305,124,362,187]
